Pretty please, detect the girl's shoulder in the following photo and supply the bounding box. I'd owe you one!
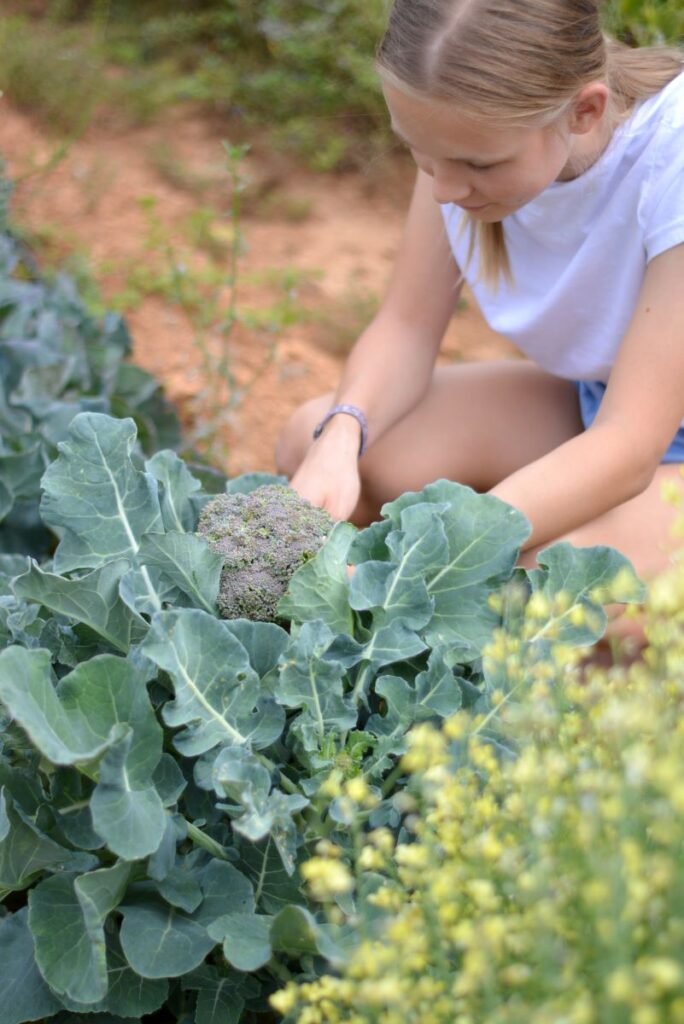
[629,68,684,134]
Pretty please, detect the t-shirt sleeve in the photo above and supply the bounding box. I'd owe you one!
[641,119,684,262]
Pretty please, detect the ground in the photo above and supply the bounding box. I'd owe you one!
[1,100,517,477]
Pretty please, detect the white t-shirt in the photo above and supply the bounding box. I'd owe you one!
[441,69,684,382]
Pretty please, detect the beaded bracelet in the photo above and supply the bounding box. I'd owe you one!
[312,403,369,457]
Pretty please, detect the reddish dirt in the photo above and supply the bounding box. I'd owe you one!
[1,102,517,476]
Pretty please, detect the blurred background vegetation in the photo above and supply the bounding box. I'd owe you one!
[0,0,681,173]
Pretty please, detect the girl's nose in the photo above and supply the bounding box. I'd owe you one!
[431,164,472,205]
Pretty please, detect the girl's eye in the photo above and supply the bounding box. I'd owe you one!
[466,162,495,171]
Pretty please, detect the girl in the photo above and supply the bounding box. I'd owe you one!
[276,0,684,590]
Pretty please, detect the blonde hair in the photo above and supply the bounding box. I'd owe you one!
[377,0,683,286]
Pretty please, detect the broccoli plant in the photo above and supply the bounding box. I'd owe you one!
[197,483,334,621]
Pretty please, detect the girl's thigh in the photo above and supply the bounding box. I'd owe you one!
[354,359,583,508]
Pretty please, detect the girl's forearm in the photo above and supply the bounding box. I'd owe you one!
[328,312,444,447]
[489,423,656,551]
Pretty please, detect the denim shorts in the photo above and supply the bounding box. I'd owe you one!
[576,380,684,464]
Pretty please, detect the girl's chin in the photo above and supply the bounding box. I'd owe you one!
[463,204,501,220]
[467,200,526,221]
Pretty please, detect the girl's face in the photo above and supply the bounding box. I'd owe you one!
[383,84,580,220]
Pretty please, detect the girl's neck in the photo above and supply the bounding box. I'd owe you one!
[557,110,616,182]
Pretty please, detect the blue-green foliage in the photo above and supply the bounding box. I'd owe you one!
[0,409,645,1023]
[0,223,182,558]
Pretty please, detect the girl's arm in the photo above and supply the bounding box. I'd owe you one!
[291,170,463,519]
[491,242,684,550]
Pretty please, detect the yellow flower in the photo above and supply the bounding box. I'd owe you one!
[270,983,299,1015]
[357,846,385,872]
[606,968,635,1003]
[301,857,354,901]
[319,771,343,799]
[638,957,682,993]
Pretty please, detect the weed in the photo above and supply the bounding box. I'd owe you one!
[148,142,217,199]
[0,16,105,134]
[102,147,312,467]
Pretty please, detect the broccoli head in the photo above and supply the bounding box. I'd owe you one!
[197,484,334,622]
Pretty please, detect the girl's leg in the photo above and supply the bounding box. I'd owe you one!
[277,359,683,644]
[277,359,584,521]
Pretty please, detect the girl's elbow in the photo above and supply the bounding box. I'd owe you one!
[627,449,661,498]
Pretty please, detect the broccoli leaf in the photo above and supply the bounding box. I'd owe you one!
[13,558,145,653]
[0,909,63,1024]
[278,521,357,633]
[41,413,163,573]
[141,609,285,755]
[28,863,130,1004]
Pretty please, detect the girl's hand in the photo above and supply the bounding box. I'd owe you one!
[289,434,362,522]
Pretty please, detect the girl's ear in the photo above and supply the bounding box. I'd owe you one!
[568,82,609,134]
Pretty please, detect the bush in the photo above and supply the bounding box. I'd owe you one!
[0,184,183,559]
[276,554,684,1024]
[605,0,684,45]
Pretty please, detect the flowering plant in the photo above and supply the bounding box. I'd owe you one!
[274,558,684,1024]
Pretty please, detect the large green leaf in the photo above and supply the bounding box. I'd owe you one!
[275,621,356,750]
[90,731,167,860]
[208,912,273,971]
[220,618,289,682]
[212,747,308,874]
[145,449,202,532]
[413,646,467,720]
[141,609,285,755]
[0,648,162,777]
[195,860,256,923]
[13,559,144,653]
[270,904,350,964]
[278,521,357,633]
[58,931,168,1018]
[0,445,47,501]
[29,863,130,1004]
[350,502,447,629]
[119,864,252,981]
[526,542,646,646]
[40,413,163,572]
[138,532,223,614]
[182,965,246,1024]
[237,836,305,914]
[0,908,62,1024]
[119,896,216,979]
[0,788,97,890]
[363,675,418,777]
[119,564,182,617]
[351,482,530,656]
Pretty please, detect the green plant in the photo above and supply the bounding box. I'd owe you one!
[0,224,182,558]
[604,0,684,45]
[198,484,334,622]
[0,16,106,134]
[272,568,684,1024]
[110,146,311,468]
[0,406,644,1022]
[31,0,393,171]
